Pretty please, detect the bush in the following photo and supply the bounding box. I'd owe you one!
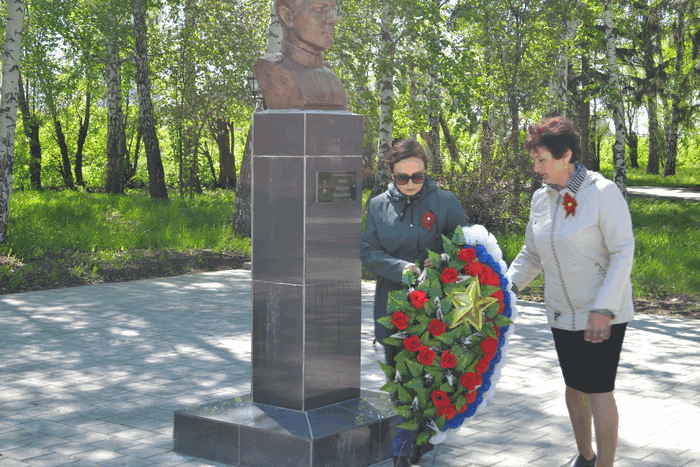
[437,153,538,236]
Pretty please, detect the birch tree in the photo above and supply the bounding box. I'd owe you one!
[132,0,168,199]
[642,1,662,175]
[0,0,25,243]
[547,4,582,116]
[663,0,693,177]
[370,0,395,200]
[232,0,279,236]
[105,38,128,194]
[602,0,626,195]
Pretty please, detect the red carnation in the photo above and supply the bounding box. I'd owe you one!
[428,318,447,337]
[480,337,499,358]
[492,289,505,313]
[391,311,409,330]
[459,372,482,391]
[464,261,484,277]
[409,290,429,309]
[431,390,450,408]
[440,267,459,283]
[466,390,478,404]
[458,247,476,263]
[403,335,423,352]
[417,347,436,366]
[474,357,491,375]
[479,266,500,286]
[440,350,457,369]
[437,404,457,420]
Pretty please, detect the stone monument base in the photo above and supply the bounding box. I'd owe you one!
[173,390,399,466]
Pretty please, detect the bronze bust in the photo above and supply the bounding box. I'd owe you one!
[253,0,349,111]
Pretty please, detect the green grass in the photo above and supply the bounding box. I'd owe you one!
[599,165,700,188]
[1,190,250,261]
[498,197,700,298]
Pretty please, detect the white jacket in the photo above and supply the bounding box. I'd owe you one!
[507,167,635,330]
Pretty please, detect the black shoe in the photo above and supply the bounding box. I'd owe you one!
[564,453,596,467]
[409,442,434,463]
[393,455,412,467]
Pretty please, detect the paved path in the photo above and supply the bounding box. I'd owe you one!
[1,270,698,467]
[627,186,700,202]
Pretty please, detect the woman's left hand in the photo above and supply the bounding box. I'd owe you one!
[584,312,612,343]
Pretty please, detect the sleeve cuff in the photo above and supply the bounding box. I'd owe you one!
[590,308,616,319]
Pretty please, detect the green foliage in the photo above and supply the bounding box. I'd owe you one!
[1,190,249,261]
[498,198,700,298]
[628,198,700,297]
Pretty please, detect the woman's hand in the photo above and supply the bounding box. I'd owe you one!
[423,258,434,269]
[584,312,612,343]
[403,264,421,275]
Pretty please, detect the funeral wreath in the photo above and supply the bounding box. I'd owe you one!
[378,225,518,446]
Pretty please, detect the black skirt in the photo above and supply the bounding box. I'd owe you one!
[551,323,627,394]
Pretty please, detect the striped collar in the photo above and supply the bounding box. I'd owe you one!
[547,162,588,194]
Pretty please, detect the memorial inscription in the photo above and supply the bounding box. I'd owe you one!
[316,171,357,203]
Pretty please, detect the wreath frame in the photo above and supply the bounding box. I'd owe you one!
[378,225,518,446]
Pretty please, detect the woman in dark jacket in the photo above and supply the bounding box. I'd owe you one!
[360,138,467,466]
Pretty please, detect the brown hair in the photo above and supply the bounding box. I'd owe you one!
[524,117,580,162]
[384,138,429,173]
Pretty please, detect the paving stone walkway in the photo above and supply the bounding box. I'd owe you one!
[627,186,700,202]
[1,270,698,466]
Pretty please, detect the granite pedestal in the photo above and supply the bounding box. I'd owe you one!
[173,110,399,466]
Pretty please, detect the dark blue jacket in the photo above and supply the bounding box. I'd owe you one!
[360,178,467,342]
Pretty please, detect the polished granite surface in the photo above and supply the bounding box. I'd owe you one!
[173,391,398,466]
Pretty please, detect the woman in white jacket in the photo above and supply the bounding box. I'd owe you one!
[507,117,634,467]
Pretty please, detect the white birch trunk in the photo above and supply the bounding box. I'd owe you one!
[602,0,627,196]
[233,0,282,236]
[0,0,25,243]
[547,7,581,117]
[265,0,282,55]
[132,0,168,199]
[105,39,127,194]
[373,1,394,198]
[664,0,686,177]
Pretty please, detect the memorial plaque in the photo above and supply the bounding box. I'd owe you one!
[316,171,357,203]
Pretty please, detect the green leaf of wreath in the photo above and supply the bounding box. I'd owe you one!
[405,378,424,391]
[451,226,466,244]
[427,249,442,269]
[480,285,501,297]
[384,336,403,346]
[495,314,514,327]
[378,315,392,327]
[416,432,432,446]
[397,385,411,402]
[406,359,424,378]
[395,405,411,418]
[399,419,419,431]
[379,361,395,379]
[381,381,397,392]
[436,416,446,430]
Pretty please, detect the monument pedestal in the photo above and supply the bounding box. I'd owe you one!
[173,390,398,466]
[173,111,398,466]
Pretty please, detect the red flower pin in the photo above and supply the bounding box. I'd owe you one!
[421,211,436,230]
[563,193,577,218]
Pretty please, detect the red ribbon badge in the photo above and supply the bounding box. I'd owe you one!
[421,211,436,230]
[563,193,577,218]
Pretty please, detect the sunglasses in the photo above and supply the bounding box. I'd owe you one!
[393,172,426,185]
